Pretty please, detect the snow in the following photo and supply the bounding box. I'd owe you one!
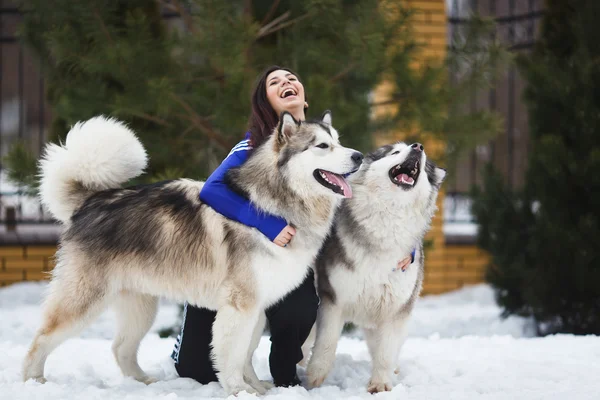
[1,282,598,400]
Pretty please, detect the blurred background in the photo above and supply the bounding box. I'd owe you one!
[0,0,597,336]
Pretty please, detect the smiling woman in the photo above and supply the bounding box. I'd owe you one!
[247,67,309,149]
[171,66,319,389]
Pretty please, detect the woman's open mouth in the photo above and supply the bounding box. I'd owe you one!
[281,88,297,98]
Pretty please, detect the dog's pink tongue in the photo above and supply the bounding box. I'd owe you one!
[323,171,353,198]
[399,174,414,185]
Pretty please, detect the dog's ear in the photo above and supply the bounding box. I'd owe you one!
[278,112,298,144]
[431,167,447,189]
[321,110,332,126]
[435,167,446,184]
[426,160,446,188]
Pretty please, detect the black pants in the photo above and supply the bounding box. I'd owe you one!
[173,269,319,385]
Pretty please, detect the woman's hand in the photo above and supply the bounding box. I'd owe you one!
[397,256,411,272]
[274,225,296,247]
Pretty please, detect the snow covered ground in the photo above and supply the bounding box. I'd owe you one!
[1,282,598,400]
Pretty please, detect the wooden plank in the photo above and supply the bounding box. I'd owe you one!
[0,246,25,257]
[418,48,448,58]
[407,1,447,12]
[26,246,58,257]
[459,259,490,269]
[4,258,46,270]
[24,271,52,281]
[0,271,25,283]
[413,23,447,34]
[425,270,484,280]
[422,281,461,294]
[440,246,488,257]
[425,251,490,261]
[413,9,447,22]
[417,36,447,47]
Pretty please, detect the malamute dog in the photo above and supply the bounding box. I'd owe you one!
[22,112,363,395]
[306,142,445,393]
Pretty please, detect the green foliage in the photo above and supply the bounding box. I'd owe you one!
[471,0,600,335]
[5,0,505,193]
[2,141,39,196]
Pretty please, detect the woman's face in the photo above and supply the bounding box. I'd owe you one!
[265,69,306,119]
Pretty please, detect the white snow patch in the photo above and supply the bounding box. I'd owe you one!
[1,282,598,400]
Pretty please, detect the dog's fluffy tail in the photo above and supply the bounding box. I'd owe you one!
[39,116,147,223]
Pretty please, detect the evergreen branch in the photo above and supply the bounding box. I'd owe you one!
[330,62,357,83]
[256,11,290,38]
[261,0,281,25]
[244,0,253,17]
[125,110,173,127]
[169,93,234,150]
[92,7,114,47]
[256,11,311,39]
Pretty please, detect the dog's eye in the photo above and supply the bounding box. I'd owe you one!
[391,151,400,155]
[316,143,329,149]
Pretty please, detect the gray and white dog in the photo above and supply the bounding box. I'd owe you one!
[22,112,363,396]
[306,142,446,393]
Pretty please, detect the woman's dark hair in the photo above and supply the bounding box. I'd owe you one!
[247,65,306,148]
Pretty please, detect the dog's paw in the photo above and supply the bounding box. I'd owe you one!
[25,376,47,384]
[307,373,326,389]
[306,359,332,388]
[260,380,275,390]
[226,382,260,396]
[140,376,159,385]
[367,380,392,394]
[247,380,271,395]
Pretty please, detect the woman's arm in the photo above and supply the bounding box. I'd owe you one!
[199,144,287,242]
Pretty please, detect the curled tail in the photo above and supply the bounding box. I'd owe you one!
[39,116,147,223]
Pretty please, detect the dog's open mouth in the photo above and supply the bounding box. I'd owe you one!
[389,158,420,188]
[314,169,352,198]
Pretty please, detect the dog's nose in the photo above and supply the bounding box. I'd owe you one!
[411,143,424,152]
[351,152,364,164]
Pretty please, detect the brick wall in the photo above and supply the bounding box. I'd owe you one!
[0,246,56,286]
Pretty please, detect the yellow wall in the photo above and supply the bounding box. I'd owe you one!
[0,246,56,286]
[0,241,489,294]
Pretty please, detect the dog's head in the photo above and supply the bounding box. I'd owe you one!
[352,142,445,205]
[275,111,363,199]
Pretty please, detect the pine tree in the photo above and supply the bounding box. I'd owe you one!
[471,0,600,335]
[6,0,504,189]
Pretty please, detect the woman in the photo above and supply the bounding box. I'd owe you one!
[171,65,414,387]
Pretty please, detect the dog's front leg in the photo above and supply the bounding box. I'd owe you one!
[306,300,344,388]
[364,317,409,393]
[211,304,260,395]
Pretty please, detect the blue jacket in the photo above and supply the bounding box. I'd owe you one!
[199,134,287,242]
[200,134,415,263]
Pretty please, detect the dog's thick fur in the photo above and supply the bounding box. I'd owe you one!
[305,142,446,393]
[22,113,362,395]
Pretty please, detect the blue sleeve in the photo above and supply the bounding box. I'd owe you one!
[199,148,287,242]
[411,249,416,264]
